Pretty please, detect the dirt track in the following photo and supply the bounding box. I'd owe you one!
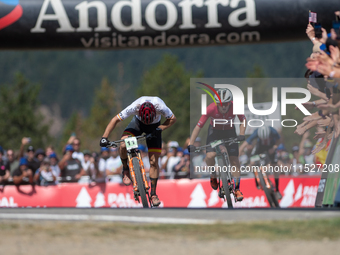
[0,220,339,255]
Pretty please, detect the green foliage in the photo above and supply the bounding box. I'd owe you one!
[61,78,124,151]
[138,54,202,144]
[0,73,51,149]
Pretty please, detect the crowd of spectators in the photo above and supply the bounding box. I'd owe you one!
[1,11,339,187]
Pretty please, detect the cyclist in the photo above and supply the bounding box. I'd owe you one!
[188,88,246,201]
[100,96,176,207]
[239,125,282,199]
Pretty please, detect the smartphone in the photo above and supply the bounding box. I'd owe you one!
[333,21,340,40]
[27,137,31,143]
[314,23,322,38]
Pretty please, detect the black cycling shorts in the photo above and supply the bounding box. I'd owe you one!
[206,125,239,157]
[122,116,161,154]
[252,144,278,164]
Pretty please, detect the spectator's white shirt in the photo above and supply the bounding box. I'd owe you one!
[51,164,60,177]
[106,156,122,174]
[82,160,95,172]
[72,151,84,164]
[162,156,181,177]
[40,169,58,183]
[98,157,110,177]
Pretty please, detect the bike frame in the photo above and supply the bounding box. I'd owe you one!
[109,135,150,201]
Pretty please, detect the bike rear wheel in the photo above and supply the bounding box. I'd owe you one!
[218,157,233,208]
[132,157,149,208]
[268,179,280,208]
[258,170,276,208]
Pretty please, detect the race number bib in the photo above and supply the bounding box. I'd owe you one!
[124,137,138,150]
[210,140,223,148]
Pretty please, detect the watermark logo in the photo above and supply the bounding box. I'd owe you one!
[0,0,23,30]
[199,83,312,116]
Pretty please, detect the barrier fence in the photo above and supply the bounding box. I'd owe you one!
[0,176,320,208]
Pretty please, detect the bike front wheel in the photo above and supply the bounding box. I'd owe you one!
[218,158,233,208]
[132,157,149,208]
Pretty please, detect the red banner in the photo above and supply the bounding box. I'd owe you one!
[0,176,320,208]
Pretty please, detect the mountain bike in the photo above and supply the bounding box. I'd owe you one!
[195,138,239,208]
[108,135,151,208]
[250,153,280,208]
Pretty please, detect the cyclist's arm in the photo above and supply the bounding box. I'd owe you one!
[189,125,201,145]
[239,119,246,136]
[238,140,250,155]
[102,115,122,137]
[158,115,176,131]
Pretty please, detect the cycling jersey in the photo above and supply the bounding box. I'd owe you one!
[117,96,174,124]
[247,127,280,148]
[197,102,246,130]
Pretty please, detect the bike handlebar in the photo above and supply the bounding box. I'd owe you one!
[107,134,149,148]
[194,138,239,152]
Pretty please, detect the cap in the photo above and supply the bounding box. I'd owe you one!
[83,150,91,156]
[177,147,183,152]
[101,147,109,152]
[27,146,35,152]
[65,144,74,152]
[292,146,299,152]
[35,148,45,157]
[49,153,58,159]
[168,141,179,148]
[138,144,147,152]
[183,149,189,155]
[19,157,28,166]
[195,137,201,142]
[277,144,286,151]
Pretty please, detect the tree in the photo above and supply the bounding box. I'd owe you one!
[0,73,51,149]
[138,54,202,144]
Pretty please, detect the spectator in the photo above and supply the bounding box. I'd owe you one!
[45,145,55,157]
[6,149,19,176]
[12,157,34,185]
[34,157,58,186]
[98,147,111,179]
[106,147,123,182]
[173,149,190,179]
[35,148,46,164]
[0,146,10,184]
[70,137,85,164]
[58,145,85,182]
[19,137,40,175]
[290,146,304,175]
[49,153,60,177]
[82,150,97,180]
[161,141,181,179]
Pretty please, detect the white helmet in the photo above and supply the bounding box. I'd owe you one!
[257,126,271,140]
[214,89,232,103]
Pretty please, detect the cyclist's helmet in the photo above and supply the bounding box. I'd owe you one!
[139,102,156,124]
[214,88,233,103]
[257,126,271,140]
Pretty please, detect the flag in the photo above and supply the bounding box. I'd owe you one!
[309,12,317,23]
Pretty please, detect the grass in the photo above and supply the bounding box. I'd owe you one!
[0,218,340,241]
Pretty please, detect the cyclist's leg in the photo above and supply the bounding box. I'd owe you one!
[145,122,162,206]
[268,148,282,199]
[120,117,142,185]
[206,126,219,189]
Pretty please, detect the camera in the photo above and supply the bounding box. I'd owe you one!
[314,23,322,38]
[332,21,340,40]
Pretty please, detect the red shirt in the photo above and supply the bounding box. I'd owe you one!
[197,102,246,130]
